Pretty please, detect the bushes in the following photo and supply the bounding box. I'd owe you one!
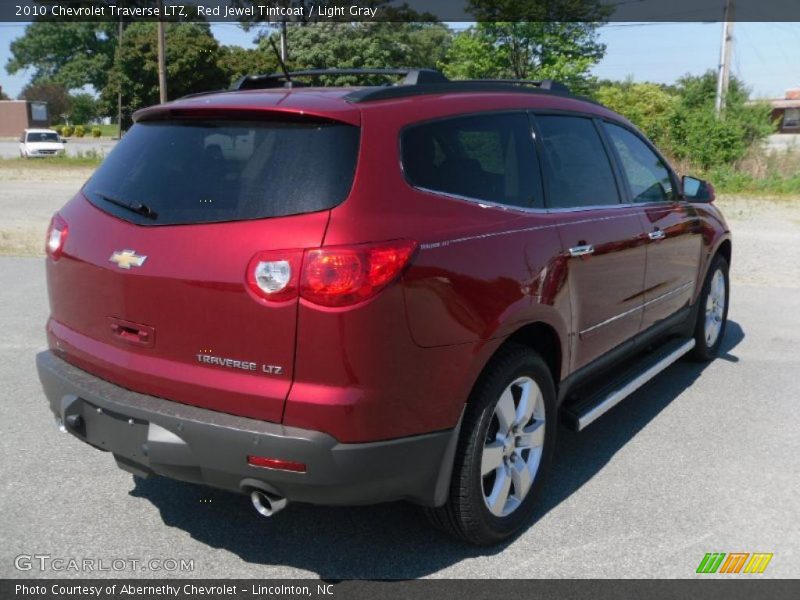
[593,71,775,172]
[595,81,677,150]
[91,126,102,138]
[73,125,85,138]
[60,125,73,137]
[709,146,800,195]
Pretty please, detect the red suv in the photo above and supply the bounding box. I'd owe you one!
[37,69,731,545]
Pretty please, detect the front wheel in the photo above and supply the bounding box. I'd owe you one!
[690,255,730,361]
[425,344,556,545]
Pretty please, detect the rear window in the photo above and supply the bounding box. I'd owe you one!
[83,119,359,225]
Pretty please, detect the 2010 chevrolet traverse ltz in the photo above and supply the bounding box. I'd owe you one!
[37,69,731,545]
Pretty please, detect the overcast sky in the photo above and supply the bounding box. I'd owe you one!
[1,22,798,99]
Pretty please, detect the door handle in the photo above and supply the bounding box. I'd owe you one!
[568,244,595,257]
[648,229,666,241]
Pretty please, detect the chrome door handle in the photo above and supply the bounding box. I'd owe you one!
[648,229,666,241]
[568,244,595,257]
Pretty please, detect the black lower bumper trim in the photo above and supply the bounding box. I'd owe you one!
[36,351,460,507]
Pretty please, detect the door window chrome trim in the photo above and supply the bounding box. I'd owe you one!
[579,281,694,336]
[411,185,644,215]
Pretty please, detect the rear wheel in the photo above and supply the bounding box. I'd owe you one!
[426,344,556,545]
[690,255,729,361]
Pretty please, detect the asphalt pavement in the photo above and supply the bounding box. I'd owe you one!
[1,257,798,579]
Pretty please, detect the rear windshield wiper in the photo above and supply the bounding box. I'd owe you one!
[94,191,158,220]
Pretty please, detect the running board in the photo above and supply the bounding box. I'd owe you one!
[565,338,696,431]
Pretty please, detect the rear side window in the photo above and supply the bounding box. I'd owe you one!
[83,119,359,225]
[536,115,620,209]
[401,113,543,208]
[603,122,675,203]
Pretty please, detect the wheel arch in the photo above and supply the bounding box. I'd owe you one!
[693,234,732,306]
[716,237,732,269]
[503,322,564,387]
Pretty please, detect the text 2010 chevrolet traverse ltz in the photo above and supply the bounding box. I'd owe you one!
[37,69,731,545]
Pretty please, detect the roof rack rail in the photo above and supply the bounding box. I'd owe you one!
[456,78,571,93]
[227,67,576,103]
[232,68,449,90]
[344,80,575,104]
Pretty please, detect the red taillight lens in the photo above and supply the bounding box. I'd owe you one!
[247,455,307,473]
[45,214,68,260]
[245,250,303,305]
[300,240,417,307]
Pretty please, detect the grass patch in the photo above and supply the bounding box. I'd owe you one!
[0,230,44,257]
[0,150,103,169]
[679,144,800,196]
[94,123,121,138]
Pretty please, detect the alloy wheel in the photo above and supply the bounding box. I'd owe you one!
[481,376,546,517]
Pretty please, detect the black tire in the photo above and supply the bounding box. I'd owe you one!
[425,344,557,545]
[689,255,730,361]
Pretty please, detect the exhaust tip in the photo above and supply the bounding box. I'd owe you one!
[250,489,288,517]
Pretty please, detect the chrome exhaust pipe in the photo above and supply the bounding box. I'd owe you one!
[250,489,288,517]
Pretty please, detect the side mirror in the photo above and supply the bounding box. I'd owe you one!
[60,138,68,144]
[682,175,715,203]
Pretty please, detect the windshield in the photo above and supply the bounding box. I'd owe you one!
[83,119,360,225]
[27,132,60,143]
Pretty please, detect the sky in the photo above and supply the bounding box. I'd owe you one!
[1,22,799,100]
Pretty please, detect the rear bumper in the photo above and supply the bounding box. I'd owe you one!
[36,351,459,507]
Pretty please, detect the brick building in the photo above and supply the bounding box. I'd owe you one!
[768,88,800,133]
[0,99,50,137]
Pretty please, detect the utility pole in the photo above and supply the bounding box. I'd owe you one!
[157,1,168,103]
[280,21,288,62]
[117,19,123,138]
[715,0,735,117]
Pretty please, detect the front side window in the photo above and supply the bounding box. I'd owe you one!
[604,122,674,203]
[401,113,543,208]
[536,115,620,209]
[83,119,359,226]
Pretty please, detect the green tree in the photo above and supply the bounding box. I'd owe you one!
[217,46,278,85]
[257,22,451,84]
[19,81,71,122]
[669,71,774,169]
[67,92,98,125]
[441,29,502,80]
[6,22,116,91]
[443,22,605,94]
[102,23,227,127]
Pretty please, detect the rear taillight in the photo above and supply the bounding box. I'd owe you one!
[245,250,303,305]
[300,240,418,307]
[246,240,417,308]
[45,214,68,260]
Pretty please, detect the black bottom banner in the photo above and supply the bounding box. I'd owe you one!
[2,579,799,600]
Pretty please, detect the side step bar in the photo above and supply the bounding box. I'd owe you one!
[565,338,696,431]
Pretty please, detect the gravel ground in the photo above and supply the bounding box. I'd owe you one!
[1,167,798,289]
[0,174,798,579]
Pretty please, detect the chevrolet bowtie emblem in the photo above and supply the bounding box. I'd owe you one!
[109,249,147,270]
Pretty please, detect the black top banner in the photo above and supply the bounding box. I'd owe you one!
[2,0,800,23]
